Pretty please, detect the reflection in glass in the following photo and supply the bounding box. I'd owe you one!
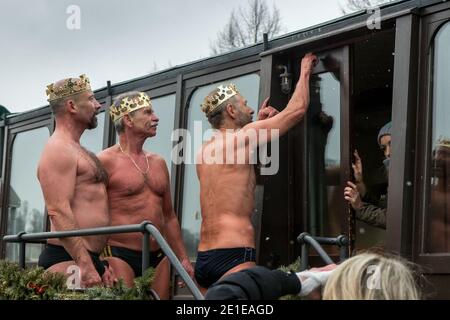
[6,127,50,263]
[80,112,105,154]
[181,74,260,259]
[308,72,341,238]
[427,22,450,253]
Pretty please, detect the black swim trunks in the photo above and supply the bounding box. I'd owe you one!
[194,247,256,289]
[38,244,109,276]
[102,245,165,277]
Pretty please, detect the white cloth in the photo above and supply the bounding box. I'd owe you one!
[296,270,333,297]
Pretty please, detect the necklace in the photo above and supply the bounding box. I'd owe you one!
[118,143,149,180]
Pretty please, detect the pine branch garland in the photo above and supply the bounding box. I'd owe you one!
[0,260,155,300]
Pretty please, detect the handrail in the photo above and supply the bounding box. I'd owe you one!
[2,221,204,300]
[297,232,349,271]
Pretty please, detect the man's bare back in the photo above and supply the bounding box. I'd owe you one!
[197,135,256,251]
[98,146,168,251]
[194,54,317,290]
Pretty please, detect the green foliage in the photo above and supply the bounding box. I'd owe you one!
[0,260,66,300]
[0,260,155,300]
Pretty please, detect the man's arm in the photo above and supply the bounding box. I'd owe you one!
[242,53,317,142]
[38,143,101,287]
[158,158,194,277]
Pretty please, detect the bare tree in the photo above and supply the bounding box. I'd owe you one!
[210,0,284,55]
[340,0,396,14]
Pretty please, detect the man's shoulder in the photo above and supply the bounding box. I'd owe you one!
[146,152,167,169]
[97,146,117,160]
[38,138,77,177]
[41,137,75,161]
[97,147,120,172]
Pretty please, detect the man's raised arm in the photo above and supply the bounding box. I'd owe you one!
[243,53,317,141]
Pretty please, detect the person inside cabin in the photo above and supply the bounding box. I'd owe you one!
[205,252,421,300]
[37,75,116,288]
[194,53,317,294]
[344,122,392,229]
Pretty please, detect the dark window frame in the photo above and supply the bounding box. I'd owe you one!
[0,118,52,259]
[414,10,450,273]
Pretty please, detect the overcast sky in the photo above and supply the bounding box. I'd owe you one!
[0,0,351,113]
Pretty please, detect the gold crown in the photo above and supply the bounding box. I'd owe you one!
[46,74,91,102]
[109,92,152,122]
[201,83,239,116]
[436,137,450,148]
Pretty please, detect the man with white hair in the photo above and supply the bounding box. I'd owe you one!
[98,91,193,299]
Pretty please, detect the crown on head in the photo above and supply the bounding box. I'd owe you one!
[201,83,240,116]
[436,137,450,148]
[109,92,152,122]
[46,74,91,102]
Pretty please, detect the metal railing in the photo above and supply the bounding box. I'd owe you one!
[297,232,349,271]
[3,221,204,300]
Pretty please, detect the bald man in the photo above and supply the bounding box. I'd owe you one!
[195,53,317,292]
[37,75,115,288]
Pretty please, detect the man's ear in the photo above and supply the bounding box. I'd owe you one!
[123,114,134,127]
[66,99,77,114]
[226,103,237,120]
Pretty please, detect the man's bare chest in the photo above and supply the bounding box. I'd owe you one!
[76,150,108,184]
[109,165,166,197]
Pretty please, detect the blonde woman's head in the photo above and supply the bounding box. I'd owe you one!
[322,253,420,300]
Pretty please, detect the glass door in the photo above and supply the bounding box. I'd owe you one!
[304,46,352,255]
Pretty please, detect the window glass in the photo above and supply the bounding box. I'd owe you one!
[80,111,105,154]
[426,22,450,253]
[143,94,176,175]
[308,73,341,238]
[5,127,50,264]
[181,74,260,259]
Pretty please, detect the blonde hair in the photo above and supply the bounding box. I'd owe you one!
[322,253,420,300]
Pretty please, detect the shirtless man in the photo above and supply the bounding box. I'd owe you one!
[98,91,193,299]
[195,53,317,291]
[37,75,115,288]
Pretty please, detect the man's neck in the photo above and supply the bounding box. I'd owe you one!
[53,119,85,143]
[118,133,146,155]
[219,121,242,131]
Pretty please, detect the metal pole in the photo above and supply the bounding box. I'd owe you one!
[3,224,144,242]
[142,231,150,275]
[17,231,27,269]
[339,245,347,262]
[305,235,334,265]
[300,243,309,271]
[143,223,203,300]
[19,241,26,269]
